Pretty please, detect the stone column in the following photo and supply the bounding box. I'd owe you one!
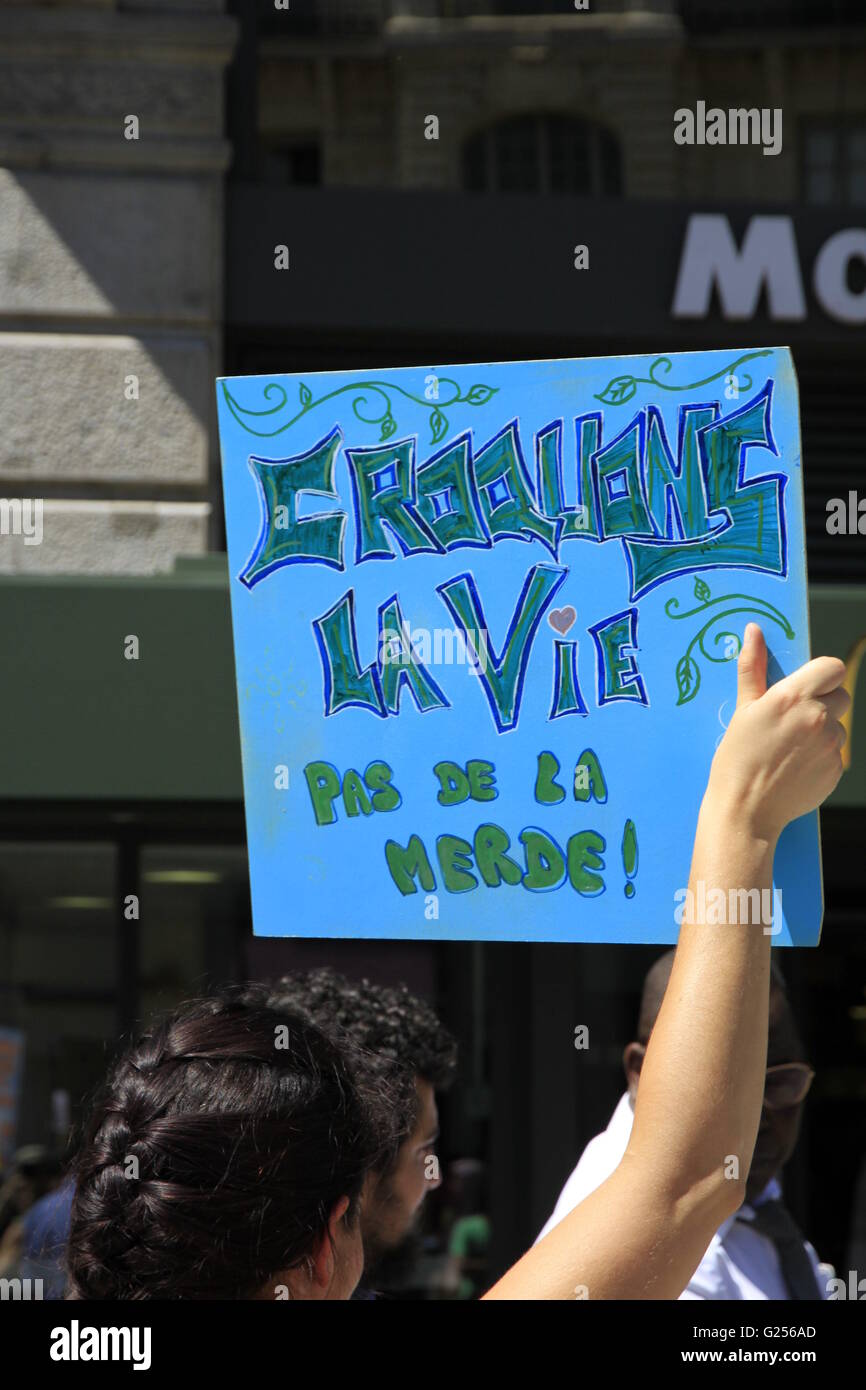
[0,0,237,573]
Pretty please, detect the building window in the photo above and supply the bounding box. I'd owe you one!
[259,141,322,186]
[483,1,580,11]
[0,812,249,1157]
[463,114,622,196]
[680,1,866,32]
[803,123,866,205]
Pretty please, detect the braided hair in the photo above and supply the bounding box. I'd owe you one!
[66,985,378,1300]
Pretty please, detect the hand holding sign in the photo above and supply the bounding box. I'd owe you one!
[708,623,848,842]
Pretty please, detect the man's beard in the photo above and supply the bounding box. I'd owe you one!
[361,1197,425,1289]
[362,1224,425,1290]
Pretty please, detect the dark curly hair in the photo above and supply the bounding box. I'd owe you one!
[260,969,458,1171]
[66,985,379,1300]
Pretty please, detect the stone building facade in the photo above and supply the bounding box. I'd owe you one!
[0,0,236,572]
[2,0,865,573]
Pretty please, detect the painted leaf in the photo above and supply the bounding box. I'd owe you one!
[694,576,711,604]
[465,383,495,406]
[299,383,312,407]
[595,375,637,406]
[430,407,448,443]
[380,414,397,441]
[676,653,700,706]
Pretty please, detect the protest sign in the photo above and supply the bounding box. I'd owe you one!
[217,347,819,944]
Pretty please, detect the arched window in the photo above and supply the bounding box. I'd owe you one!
[463,113,622,196]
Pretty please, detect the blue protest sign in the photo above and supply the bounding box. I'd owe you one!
[217,347,820,945]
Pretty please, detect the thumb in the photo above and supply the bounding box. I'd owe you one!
[736,623,768,708]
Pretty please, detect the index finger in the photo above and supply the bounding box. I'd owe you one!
[775,655,847,701]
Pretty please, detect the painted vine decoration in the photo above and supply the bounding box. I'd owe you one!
[220,377,498,444]
[666,576,794,707]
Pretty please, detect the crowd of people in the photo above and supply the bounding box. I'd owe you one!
[0,625,855,1299]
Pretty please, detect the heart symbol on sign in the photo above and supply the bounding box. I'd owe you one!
[548,606,576,636]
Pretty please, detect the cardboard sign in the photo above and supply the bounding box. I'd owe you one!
[217,348,820,945]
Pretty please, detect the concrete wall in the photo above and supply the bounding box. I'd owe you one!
[0,2,237,574]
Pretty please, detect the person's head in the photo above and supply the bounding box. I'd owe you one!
[9,1145,63,1202]
[264,969,457,1263]
[67,986,379,1300]
[624,950,813,1203]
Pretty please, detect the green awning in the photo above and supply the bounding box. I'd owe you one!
[0,561,862,806]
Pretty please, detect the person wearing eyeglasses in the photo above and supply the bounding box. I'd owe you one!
[536,949,830,1300]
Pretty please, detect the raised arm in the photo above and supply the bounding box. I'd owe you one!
[484,624,848,1300]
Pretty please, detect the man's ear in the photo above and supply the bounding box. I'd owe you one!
[309,1195,350,1290]
[623,1042,646,1098]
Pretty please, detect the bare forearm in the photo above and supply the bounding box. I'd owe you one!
[626,791,775,1210]
[484,795,775,1302]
